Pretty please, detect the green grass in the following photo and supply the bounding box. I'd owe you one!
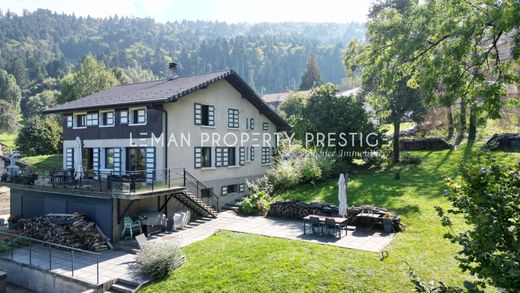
[19,154,62,169]
[144,144,520,292]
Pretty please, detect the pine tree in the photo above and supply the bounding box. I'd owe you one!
[299,55,323,91]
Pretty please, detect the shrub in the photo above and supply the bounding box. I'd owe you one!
[136,241,185,280]
[267,161,301,192]
[239,192,271,215]
[246,175,273,196]
[400,153,423,165]
[298,155,322,184]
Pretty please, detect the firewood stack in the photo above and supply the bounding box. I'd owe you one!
[12,213,109,251]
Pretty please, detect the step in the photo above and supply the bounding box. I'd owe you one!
[109,283,134,293]
[116,279,141,290]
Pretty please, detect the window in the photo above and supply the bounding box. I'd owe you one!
[120,110,128,124]
[86,113,98,126]
[66,116,73,128]
[222,184,240,195]
[126,147,146,171]
[261,147,271,164]
[75,114,86,128]
[249,147,255,161]
[227,147,236,166]
[227,184,237,193]
[228,108,239,128]
[194,103,214,126]
[249,118,254,130]
[105,148,115,169]
[195,147,212,168]
[263,122,269,131]
[128,107,146,125]
[100,111,114,126]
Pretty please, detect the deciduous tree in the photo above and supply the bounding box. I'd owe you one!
[0,69,22,112]
[16,116,62,156]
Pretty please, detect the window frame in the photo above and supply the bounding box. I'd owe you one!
[86,113,98,126]
[129,107,147,126]
[227,147,237,166]
[73,112,87,129]
[99,110,115,127]
[201,147,212,168]
[227,108,239,129]
[105,148,115,169]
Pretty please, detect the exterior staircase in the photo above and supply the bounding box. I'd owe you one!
[174,190,217,218]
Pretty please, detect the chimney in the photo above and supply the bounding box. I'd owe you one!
[168,62,178,80]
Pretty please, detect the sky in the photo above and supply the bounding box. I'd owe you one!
[1,0,371,23]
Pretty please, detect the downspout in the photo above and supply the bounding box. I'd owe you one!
[157,105,168,171]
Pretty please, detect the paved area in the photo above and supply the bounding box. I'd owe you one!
[0,245,144,285]
[157,210,395,252]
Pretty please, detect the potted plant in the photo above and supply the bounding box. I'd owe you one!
[383,213,395,233]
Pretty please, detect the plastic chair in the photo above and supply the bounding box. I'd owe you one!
[121,216,142,239]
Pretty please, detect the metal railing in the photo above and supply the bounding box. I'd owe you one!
[184,170,219,212]
[0,231,101,284]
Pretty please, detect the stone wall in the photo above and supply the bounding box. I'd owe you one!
[399,138,453,151]
[484,133,520,152]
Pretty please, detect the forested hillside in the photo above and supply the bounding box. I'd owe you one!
[0,9,364,97]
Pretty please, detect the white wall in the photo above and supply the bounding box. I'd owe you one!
[164,79,277,196]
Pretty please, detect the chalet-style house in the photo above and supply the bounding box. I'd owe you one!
[7,65,289,241]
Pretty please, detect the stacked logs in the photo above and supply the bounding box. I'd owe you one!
[267,200,404,232]
[12,213,109,251]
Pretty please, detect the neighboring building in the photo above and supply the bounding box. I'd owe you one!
[261,90,310,111]
[6,66,289,241]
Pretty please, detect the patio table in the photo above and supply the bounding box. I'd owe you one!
[355,212,382,231]
[302,215,349,237]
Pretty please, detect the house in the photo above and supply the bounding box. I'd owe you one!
[7,65,289,241]
[261,90,310,111]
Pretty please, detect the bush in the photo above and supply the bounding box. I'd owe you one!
[400,153,423,165]
[246,175,274,196]
[16,116,62,156]
[298,155,321,184]
[267,161,301,192]
[239,192,271,215]
[135,241,185,280]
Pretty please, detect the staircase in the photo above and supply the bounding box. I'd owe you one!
[174,190,217,218]
[105,278,144,293]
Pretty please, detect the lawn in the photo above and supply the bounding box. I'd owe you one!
[144,144,519,292]
[0,132,17,150]
[19,154,62,169]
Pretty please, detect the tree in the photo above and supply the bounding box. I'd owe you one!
[292,83,380,163]
[344,1,426,163]
[299,55,323,90]
[59,54,119,103]
[23,90,59,118]
[16,116,62,156]
[0,100,19,133]
[0,69,22,112]
[279,92,307,118]
[437,159,520,291]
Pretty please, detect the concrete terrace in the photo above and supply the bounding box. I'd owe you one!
[155,210,396,253]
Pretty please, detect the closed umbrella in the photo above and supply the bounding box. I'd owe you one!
[74,136,83,180]
[338,173,348,217]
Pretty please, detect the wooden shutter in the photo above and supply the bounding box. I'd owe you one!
[65,148,74,169]
[93,148,100,179]
[221,186,228,195]
[113,148,121,175]
[250,147,254,161]
[263,122,268,131]
[194,103,202,125]
[239,147,245,165]
[245,118,249,130]
[250,118,254,130]
[215,147,223,167]
[222,147,229,167]
[146,147,155,184]
[239,183,245,192]
[208,105,215,126]
[194,147,202,168]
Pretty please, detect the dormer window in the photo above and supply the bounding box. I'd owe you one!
[100,110,115,127]
[130,107,147,125]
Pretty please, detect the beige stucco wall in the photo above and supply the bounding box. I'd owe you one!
[163,79,277,197]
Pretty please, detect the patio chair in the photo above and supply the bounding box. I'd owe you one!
[121,216,142,239]
[307,216,322,235]
[324,218,341,238]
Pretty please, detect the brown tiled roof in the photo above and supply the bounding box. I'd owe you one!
[45,70,290,130]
